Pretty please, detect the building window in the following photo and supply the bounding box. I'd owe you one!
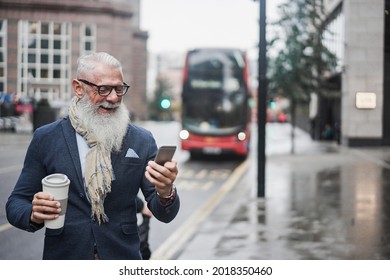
[18,20,72,101]
[0,20,7,92]
[80,24,96,55]
[323,8,344,73]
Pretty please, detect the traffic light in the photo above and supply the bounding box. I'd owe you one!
[269,98,276,109]
[160,98,171,109]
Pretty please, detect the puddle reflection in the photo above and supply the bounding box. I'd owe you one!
[261,155,390,259]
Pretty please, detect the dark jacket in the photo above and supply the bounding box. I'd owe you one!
[6,117,180,260]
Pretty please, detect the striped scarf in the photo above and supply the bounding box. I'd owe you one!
[69,97,112,224]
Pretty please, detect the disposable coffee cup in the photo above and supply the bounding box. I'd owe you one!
[42,173,70,229]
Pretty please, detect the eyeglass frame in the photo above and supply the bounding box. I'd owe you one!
[77,79,130,97]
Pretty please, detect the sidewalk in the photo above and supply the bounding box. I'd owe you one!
[176,133,390,260]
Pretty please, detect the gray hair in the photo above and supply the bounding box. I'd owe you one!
[76,52,123,78]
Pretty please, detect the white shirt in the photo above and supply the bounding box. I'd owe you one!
[76,132,90,179]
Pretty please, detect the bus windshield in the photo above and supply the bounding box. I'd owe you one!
[182,48,250,136]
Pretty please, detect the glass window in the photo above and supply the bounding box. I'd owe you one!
[54,40,61,49]
[29,22,37,34]
[54,55,61,64]
[53,69,61,78]
[28,53,36,63]
[85,26,92,36]
[40,54,49,63]
[85,42,92,51]
[53,23,61,35]
[28,68,36,77]
[18,20,71,100]
[40,69,48,78]
[28,38,37,49]
[323,8,344,72]
[41,23,49,34]
[183,49,248,134]
[41,39,49,49]
[80,24,96,55]
[0,20,6,93]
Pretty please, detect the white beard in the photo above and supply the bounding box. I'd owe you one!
[77,96,130,152]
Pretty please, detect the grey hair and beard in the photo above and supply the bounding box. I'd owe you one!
[76,95,130,152]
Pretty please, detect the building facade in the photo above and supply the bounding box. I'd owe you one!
[322,0,389,146]
[0,0,149,120]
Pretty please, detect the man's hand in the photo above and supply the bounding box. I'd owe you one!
[141,202,153,217]
[31,192,61,224]
[145,160,178,197]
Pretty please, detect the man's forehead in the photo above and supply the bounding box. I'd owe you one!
[83,64,123,83]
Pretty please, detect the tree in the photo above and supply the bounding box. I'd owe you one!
[268,0,338,153]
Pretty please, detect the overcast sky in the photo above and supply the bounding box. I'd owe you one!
[140,0,282,56]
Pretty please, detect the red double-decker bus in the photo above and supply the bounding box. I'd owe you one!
[179,48,252,158]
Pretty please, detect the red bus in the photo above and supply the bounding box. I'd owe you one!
[179,48,252,158]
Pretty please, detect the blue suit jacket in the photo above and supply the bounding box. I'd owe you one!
[6,117,180,259]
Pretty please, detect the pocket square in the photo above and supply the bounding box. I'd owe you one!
[125,148,140,158]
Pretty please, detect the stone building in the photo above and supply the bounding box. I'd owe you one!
[321,0,390,146]
[0,0,149,120]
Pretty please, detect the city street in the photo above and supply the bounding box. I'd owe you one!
[0,121,243,259]
[2,121,390,259]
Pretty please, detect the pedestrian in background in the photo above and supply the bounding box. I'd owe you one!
[136,196,153,260]
[6,52,180,260]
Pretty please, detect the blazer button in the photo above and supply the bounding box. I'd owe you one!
[79,192,84,198]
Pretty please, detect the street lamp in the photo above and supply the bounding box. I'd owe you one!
[257,0,267,198]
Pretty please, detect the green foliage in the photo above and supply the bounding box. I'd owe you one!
[268,0,338,103]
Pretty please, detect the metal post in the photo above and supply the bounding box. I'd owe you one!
[257,0,267,197]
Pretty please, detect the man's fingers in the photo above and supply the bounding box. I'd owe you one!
[32,211,59,221]
[31,192,61,221]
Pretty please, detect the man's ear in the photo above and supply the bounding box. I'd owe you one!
[72,79,84,99]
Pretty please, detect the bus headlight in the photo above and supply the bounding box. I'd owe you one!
[179,130,190,140]
[237,132,246,141]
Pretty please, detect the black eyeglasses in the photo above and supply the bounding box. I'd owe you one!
[78,79,130,97]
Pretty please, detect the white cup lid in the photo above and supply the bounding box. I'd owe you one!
[42,173,70,186]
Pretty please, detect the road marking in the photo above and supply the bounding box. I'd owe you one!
[201,181,214,191]
[0,223,13,233]
[179,169,195,178]
[150,158,249,260]
[209,169,230,179]
[177,180,199,191]
[195,169,208,179]
[0,164,22,175]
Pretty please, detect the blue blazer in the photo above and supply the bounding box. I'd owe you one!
[6,117,180,260]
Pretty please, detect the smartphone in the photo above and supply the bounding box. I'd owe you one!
[154,146,176,165]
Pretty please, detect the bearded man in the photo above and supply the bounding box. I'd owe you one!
[6,52,180,260]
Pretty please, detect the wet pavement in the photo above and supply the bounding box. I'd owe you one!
[3,124,390,260]
[177,133,390,260]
